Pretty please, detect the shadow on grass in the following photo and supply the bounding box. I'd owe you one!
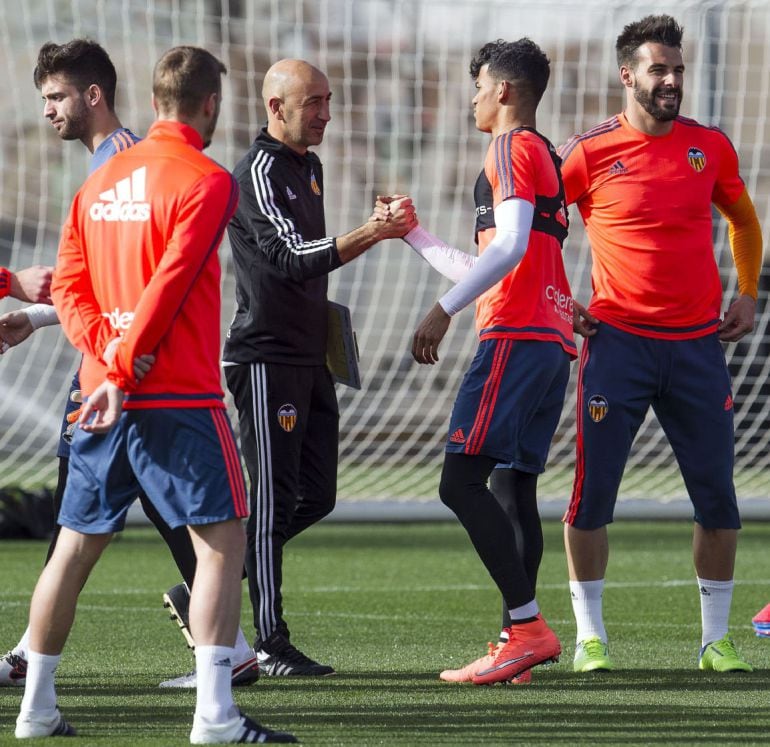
[262,669,769,743]
[0,698,193,742]
[5,668,760,745]
[301,668,764,738]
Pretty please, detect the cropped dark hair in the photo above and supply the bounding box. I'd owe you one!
[153,46,227,117]
[469,38,550,107]
[616,15,684,68]
[34,39,117,110]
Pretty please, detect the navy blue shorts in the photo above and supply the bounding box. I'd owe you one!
[564,323,740,530]
[446,338,570,472]
[59,407,249,534]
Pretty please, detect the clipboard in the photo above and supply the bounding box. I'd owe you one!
[326,301,361,389]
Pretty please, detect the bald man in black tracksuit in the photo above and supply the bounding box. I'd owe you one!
[223,58,415,676]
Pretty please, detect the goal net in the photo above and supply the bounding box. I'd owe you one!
[1,0,769,519]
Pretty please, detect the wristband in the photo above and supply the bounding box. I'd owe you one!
[0,267,10,299]
[25,304,60,330]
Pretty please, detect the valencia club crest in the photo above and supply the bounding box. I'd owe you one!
[687,146,706,172]
[278,403,298,432]
[587,395,609,423]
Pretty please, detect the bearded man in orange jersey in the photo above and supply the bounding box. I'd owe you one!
[559,15,761,674]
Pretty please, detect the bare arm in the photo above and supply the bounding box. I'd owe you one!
[12,266,54,303]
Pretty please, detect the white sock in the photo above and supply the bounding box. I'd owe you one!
[698,577,734,647]
[194,645,237,724]
[508,599,540,622]
[19,650,60,717]
[569,579,607,643]
[233,628,253,663]
[15,626,30,658]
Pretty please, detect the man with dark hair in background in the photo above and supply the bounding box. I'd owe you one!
[2,37,150,687]
[560,14,760,674]
[14,46,294,743]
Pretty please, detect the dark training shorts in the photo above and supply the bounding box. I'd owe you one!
[564,322,740,530]
[446,337,570,473]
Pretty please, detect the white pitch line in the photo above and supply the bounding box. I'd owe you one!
[0,588,164,599]
[0,601,164,613]
[0,601,760,631]
[0,578,768,600]
[292,578,770,593]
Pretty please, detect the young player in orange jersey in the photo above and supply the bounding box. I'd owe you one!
[15,47,295,743]
[381,38,575,686]
[559,15,762,674]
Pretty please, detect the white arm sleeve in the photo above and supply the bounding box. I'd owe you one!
[437,198,534,316]
[25,303,60,330]
[403,225,477,283]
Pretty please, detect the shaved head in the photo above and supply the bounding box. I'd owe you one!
[262,59,327,105]
[262,59,331,153]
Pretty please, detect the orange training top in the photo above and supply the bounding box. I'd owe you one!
[51,120,238,408]
[475,128,576,358]
[559,112,746,339]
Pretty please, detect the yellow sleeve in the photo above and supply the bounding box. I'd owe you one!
[715,188,763,299]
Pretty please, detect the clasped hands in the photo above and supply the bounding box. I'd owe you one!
[369,194,417,238]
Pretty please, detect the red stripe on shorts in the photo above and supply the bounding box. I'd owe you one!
[564,341,590,524]
[211,409,248,517]
[466,339,513,455]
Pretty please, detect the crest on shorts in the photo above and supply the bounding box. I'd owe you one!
[310,170,321,196]
[687,147,706,172]
[278,403,298,432]
[587,394,609,423]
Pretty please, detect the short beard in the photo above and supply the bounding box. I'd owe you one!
[633,83,680,122]
[56,99,90,141]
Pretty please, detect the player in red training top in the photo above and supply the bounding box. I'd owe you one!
[382,38,575,686]
[15,47,295,744]
[559,15,762,674]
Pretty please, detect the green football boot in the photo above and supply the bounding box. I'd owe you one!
[573,636,615,672]
[698,635,753,672]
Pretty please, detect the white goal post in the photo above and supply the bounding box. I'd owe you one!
[1,0,769,519]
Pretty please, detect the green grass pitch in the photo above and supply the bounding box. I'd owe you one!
[1,520,769,745]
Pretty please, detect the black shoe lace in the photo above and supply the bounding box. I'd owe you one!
[5,653,26,674]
